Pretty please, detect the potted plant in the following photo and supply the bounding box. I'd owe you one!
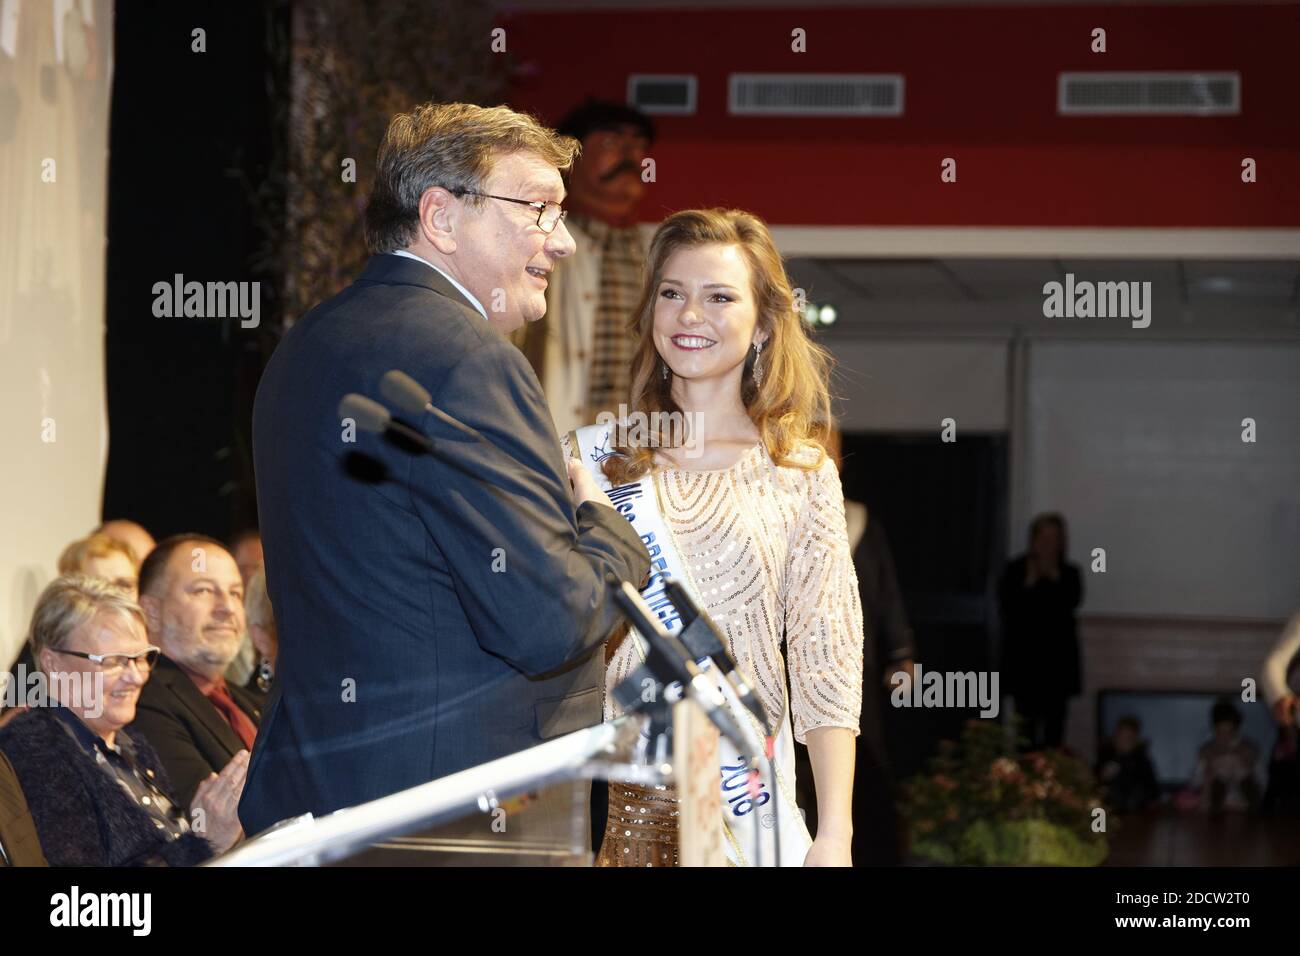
[901,718,1110,866]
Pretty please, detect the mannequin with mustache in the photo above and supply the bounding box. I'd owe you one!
[519,100,655,438]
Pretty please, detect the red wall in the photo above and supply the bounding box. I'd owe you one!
[499,4,1300,227]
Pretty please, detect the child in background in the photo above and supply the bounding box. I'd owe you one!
[1096,715,1160,813]
[1189,697,1261,815]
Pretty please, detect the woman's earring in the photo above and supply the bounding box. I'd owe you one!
[255,658,275,693]
[752,341,764,387]
[662,361,669,382]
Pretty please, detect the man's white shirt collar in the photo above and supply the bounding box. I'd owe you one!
[388,250,488,321]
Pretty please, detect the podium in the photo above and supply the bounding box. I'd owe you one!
[209,703,725,867]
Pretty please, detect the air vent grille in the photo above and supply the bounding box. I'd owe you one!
[628,75,697,115]
[729,73,903,116]
[1059,72,1240,115]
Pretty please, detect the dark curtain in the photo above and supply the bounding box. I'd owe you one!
[839,432,1009,780]
[103,0,285,539]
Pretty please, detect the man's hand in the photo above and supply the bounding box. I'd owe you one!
[568,458,614,511]
[190,749,250,854]
[1274,694,1297,727]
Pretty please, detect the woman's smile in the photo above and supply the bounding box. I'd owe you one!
[670,334,717,351]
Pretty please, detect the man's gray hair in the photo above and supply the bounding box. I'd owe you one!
[364,102,580,254]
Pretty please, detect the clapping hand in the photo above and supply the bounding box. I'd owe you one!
[190,749,250,854]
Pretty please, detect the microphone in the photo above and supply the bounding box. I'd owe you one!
[610,580,762,757]
[379,369,431,418]
[338,393,434,453]
[662,577,769,729]
[345,379,517,479]
[662,579,779,868]
[380,369,489,447]
[377,368,611,516]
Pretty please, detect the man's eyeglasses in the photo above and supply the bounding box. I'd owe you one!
[52,646,161,674]
[454,190,567,234]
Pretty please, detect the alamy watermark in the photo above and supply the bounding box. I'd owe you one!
[50,886,151,936]
[152,273,261,328]
[1042,273,1151,329]
[595,406,706,460]
[890,663,1000,718]
[0,665,106,718]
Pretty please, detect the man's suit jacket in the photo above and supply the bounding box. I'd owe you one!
[0,748,45,866]
[239,253,650,838]
[128,655,264,808]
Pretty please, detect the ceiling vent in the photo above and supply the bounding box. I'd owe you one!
[1058,72,1240,115]
[628,75,697,115]
[728,73,904,116]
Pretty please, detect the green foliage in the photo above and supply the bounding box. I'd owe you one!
[901,718,1110,866]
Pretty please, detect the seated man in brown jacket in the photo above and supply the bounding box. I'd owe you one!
[0,750,45,866]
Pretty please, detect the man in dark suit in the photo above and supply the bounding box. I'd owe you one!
[239,102,650,851]
[130,534,262,808]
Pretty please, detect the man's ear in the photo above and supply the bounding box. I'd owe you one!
[419,186,458,255]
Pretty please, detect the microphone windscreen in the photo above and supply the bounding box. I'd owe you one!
[662,577,700,625]
[380,370,432,417]
[338,393,391,434]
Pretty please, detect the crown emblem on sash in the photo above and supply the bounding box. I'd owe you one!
[590,431,618,464]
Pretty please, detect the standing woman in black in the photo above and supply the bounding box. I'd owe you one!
[999,513,1084,750]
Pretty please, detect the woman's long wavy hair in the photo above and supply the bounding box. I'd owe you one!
[602,208,833,485]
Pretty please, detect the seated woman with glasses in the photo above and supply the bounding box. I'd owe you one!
[0,575,246,865]
[2,533,142,727]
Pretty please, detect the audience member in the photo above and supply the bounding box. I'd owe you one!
[1190,696,1261,815]
[230,529,264,586]
[96,519,156,567]
[5,530,145,723]
[225,529,264,686]
[129,534,262,808]
[0,749,45,866]
[999,513,1083,750]
[0,575,243,865]
[244,568,277,693]
[1096,715,1160,813]
[57,532,140,600]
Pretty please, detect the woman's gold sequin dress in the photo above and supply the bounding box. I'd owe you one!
[596,442,864,867]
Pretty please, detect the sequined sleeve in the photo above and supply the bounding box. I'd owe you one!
[783,452,865,743]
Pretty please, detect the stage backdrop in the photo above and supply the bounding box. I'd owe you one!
[0,0,113,669]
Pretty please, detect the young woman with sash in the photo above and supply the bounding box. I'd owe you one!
[566,208,864,866]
